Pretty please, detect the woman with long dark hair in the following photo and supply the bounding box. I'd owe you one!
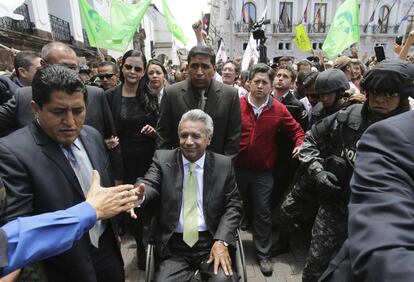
[105,50,158,270]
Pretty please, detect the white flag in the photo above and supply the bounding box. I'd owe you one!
[0,0,25,20]
[241,6,267,70]
[241,34,259,71]
[216,40,228,63]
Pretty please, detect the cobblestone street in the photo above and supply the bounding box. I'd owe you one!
[122,230,309,282]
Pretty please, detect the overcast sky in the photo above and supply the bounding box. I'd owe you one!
[151,0,210,48]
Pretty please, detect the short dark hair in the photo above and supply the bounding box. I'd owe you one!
[98,61,119,74]
[249,63,275,82]
[223,60,241,75]
[187,46,216,66]
[14,51,40,78]
[276,65,297,82]
[119,49,147,83]
[32,65,87,109]
[279,56,293,63]
[297,60,312,72]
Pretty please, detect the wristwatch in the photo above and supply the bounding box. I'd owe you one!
[218,240,229,247]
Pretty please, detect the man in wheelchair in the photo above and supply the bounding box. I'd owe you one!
[132,109,242,282]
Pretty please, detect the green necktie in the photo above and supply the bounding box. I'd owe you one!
[183,162,199,247]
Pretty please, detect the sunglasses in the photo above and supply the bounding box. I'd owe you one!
[124,64,143,72]
[98,73,115,80]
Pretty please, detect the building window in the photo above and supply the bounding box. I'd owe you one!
[313,3,327,33]
[278,42,284,50]
[285,43,291,50]
[243,42,248,50]
[406,15,414,38]
[378,5,390,33]
[278,2,293,33]
[312,42,323,50]
[242,0,256,26]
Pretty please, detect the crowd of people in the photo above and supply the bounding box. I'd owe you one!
[0,20,413,282]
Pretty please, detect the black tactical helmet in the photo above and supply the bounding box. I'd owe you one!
[303,72,319,89]
[361,59,414,98]
[315,69,350,95]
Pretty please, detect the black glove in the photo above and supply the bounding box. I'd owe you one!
[315,171,341,194]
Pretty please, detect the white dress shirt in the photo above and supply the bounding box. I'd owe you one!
[175,153,208,233]
[247,93,270,118]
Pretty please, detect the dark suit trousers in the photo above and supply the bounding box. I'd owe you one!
[236,169,273,260]
[90,226,125,282]
[155,232,237,282]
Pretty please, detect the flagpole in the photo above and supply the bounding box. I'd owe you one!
[402,2,414,22]
[301,0,310,24]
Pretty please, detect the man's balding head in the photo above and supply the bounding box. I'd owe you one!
[40,42,78,70]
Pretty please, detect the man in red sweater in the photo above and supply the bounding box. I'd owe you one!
[235,63,305,277]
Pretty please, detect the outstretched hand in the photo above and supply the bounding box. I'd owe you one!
[128,183,146,219]
[86,171,137,220]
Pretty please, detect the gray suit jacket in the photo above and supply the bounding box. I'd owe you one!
[0,122,118,281]
[156,79,241,158]
[138,149,242,257]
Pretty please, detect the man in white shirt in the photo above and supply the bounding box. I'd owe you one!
[135,109,242,282]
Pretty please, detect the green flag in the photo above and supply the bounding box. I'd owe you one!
[294,24,312,52]
[110,0,151,41]
[79,0,151,52]
[322,0,359,59]
[161,0,188,44]
[79,0,114,49]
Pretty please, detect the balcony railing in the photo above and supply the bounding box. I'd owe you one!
[0,4,32,33]
[235,21,401,36]
[49,14,71,43]
[83,29,91,48]
[234,22,251,33]
[272,23,293,33]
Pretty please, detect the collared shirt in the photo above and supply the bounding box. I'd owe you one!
[158,87,164,104]
[300,97,313,122]
[1,202,96,275]
[175,153,208,233]
[247,93,270,118]
[276,90,290,102]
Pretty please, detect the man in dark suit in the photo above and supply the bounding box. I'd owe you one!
[134,109,242,282]
[0,41,122,182]
[156,46,241,158]
[0,65,124,282]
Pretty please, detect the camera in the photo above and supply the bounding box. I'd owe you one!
[250,19,271,63]
[251,19,271,41]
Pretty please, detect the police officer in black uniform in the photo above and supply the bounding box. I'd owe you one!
[280,69,352,232]
[298,60,413,282]
[309,69,350,126]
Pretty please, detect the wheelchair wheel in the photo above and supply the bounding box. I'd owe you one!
[145,244,155,282]
[236,230,247,282]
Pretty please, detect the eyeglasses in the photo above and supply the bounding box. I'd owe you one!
[98,73,115,80]
[124,64,143,72]
[368,91,400,98]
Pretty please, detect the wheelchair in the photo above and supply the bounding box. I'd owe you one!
[145,229,247,282]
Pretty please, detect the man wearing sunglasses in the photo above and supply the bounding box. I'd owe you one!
[97,61,119,90]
